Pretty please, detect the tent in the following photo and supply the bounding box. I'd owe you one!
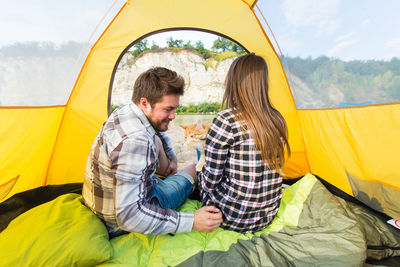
[1,0,399,265]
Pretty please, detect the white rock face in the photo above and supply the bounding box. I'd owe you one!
[111,49,236,106]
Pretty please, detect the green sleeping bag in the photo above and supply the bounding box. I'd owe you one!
[1,174,399,266]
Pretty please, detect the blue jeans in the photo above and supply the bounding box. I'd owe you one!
[108,172,194,239]
[150,171,194,209]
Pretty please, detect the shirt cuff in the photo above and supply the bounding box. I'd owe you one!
[175,212,194,233]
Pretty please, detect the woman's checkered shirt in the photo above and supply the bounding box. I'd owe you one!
[198,109,282,233]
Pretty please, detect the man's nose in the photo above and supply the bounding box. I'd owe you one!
[168,111,175,120]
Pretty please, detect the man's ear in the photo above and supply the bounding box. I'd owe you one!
[138,97,151,113]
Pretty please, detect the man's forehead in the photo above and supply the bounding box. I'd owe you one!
[156,94,180,107]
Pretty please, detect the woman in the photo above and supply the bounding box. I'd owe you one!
[197,53,290,233]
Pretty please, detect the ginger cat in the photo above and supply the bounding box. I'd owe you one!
[180,120,211,171]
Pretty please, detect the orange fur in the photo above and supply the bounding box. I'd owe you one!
[180,120,210,171]
[180,120,210,148]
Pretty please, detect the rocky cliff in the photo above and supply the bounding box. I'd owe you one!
[111,49,236,106]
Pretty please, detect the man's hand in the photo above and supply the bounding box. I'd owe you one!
[192,206,222,232]
[166,157,178,176]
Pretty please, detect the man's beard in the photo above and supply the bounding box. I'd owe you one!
[150,118,171,132]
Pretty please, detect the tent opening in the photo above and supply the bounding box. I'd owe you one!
[107,28,249,115]
[107,28,248,168]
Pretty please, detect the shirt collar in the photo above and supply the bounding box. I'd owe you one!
[129,103,156,137]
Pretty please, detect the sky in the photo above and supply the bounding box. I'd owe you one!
[1,0,399,61]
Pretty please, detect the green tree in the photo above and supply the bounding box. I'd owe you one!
[283,56,312,81]
[131,40,149,57]
[205,102,221,113]
[194,40,210,59]
[175,102,221,114]
[176,105,187,114]
[167,37,184,48]
[382,71,393,88]
[183,41,194,49]
[389,57,400,75]
[186,103,197,113]
[212,37,245,53]
[387,76,400,100]
[150,41,160,50]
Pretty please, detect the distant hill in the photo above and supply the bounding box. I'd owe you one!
[282,56,400,108]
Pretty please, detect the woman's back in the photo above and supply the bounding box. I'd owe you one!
[197,53,289,233]
[198,108,282,233]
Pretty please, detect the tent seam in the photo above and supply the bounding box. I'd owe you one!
[252,4,312,174]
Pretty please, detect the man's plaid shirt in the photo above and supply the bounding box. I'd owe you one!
[198,109,282,233]
[82,103,193,235]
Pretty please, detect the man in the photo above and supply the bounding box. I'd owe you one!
[82,67,222,237]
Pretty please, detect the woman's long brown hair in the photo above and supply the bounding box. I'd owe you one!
[222,53,290,170]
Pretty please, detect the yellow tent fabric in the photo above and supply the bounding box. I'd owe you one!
[298,104,400,194]
[1,0,399,220]
[0,106,64,200]
[45,0,308,186]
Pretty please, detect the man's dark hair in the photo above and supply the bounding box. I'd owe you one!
[132,67,185,106]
